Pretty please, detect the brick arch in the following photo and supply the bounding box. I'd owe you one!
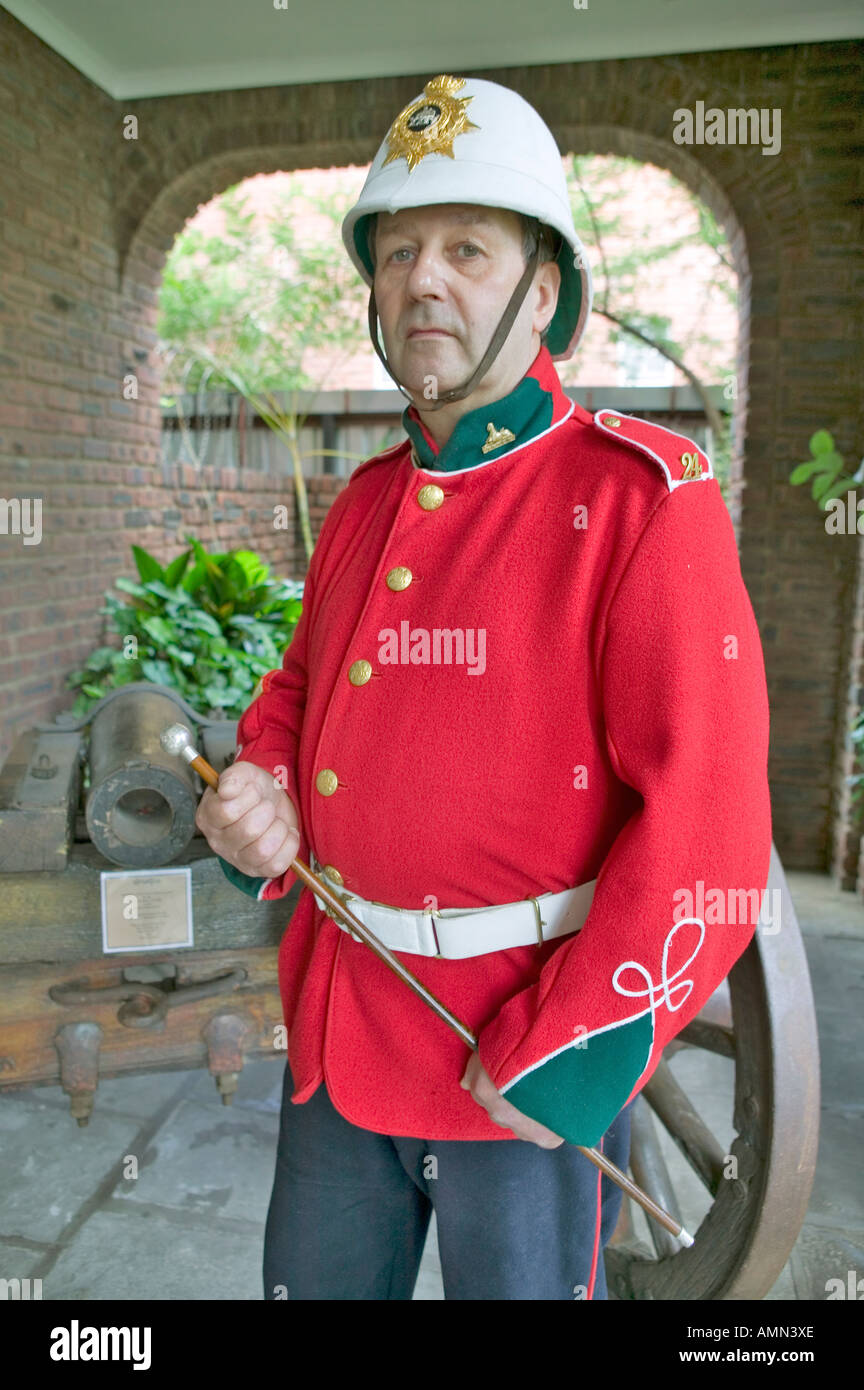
[118,139,372,295]
[117,105,779,533]
[119,119,754,490]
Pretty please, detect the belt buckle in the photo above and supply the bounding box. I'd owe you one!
[312,859,361,942]
[328,896,362,943]
[525,896,547,947]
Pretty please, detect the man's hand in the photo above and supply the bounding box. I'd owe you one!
[460,1052,565,1148]
[195,761,300,880]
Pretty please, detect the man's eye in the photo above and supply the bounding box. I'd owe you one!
[390,247,413,262]
[457,243,481,257]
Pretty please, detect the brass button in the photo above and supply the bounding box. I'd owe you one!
[348,659,372,686]
[604,416,621,428]
[386,566,413,591]
[315,768,338,796]
[417,484,445,510]
[322,864,343,886]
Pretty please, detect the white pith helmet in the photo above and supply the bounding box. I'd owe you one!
[341,74,593,400]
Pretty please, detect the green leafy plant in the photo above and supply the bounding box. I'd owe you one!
[66,539,303,719]
[788,429,864,510]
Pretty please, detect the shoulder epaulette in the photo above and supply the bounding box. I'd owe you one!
[592,409,714,493]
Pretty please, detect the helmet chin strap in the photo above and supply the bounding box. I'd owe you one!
[367,243,544,413]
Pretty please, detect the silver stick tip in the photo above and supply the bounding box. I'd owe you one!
[678,1228,695,1248]
[160,723,193,757]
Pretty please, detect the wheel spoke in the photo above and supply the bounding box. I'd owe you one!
[675,1017,735,1057]
[642,1058,727,1195]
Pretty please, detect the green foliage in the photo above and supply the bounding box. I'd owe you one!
[788,429,864,510]
[66,539,304,719]
[157,179,368,398]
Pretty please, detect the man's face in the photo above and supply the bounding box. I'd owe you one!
[372,204,560,409]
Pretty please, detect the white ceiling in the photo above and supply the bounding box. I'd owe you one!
[5,0,864,100]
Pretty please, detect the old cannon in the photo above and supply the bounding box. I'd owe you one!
[0,683,819,1298]
[0,684,298,1124]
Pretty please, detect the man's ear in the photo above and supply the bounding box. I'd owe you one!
[535,258,562,336]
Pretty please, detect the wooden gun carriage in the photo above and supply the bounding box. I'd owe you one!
[0,684,297,1119]
[0,684,819,1299]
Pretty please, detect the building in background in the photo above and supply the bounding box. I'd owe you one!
[184,160,737,392]
[166,160,737,482]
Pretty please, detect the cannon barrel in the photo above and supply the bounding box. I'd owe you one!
[84,688,198,867]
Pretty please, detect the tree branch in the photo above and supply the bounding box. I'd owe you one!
[570,159,611,315]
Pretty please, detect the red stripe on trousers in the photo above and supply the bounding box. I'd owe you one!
[586,1136,604,1301]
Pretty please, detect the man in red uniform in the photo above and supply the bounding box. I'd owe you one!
[196,74,772,1299]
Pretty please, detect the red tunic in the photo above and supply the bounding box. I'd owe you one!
[228,346,772,1143]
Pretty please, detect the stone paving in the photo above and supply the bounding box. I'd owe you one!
[0,872,861,1301]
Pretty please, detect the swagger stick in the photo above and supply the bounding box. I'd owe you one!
[161,724,475,1050]
[161,722,694,1248]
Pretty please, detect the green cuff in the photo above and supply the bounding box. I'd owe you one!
[217,855,267,900]
[500,1012,653,1146]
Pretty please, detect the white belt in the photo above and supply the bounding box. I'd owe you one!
[309,853,596,960]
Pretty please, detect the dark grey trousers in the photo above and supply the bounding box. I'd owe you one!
[262,1063,632,1300]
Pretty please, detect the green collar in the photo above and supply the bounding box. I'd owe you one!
[402,345,572,473]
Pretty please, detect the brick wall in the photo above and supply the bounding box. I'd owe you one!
[0,12,862,870]
[835,531,864,890]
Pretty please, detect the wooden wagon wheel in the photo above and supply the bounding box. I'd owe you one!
[606,843,820,1300]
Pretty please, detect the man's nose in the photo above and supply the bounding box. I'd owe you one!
[405,245,448,297]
